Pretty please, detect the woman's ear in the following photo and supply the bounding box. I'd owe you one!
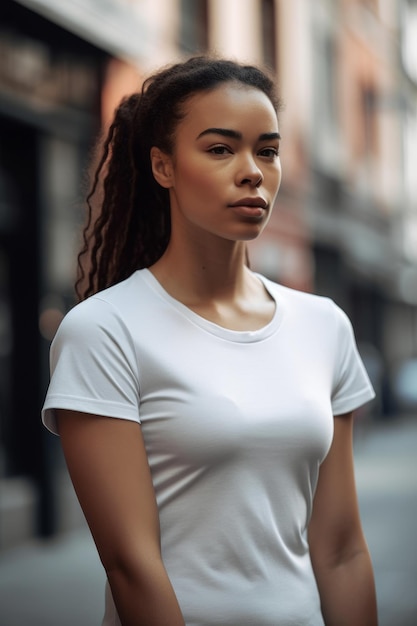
[150,147,174,188]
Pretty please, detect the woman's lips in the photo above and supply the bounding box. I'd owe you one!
[228,197,267,218]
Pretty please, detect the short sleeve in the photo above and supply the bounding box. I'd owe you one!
[330,302,375,415]
[41,296,141,435]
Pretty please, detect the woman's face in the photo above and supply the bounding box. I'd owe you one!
[155,81,282,244]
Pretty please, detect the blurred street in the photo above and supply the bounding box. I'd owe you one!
[354,415,417,626]
[0,415,416,626]
[1,2,416,625]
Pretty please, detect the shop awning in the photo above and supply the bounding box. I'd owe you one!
[13,0,148,63]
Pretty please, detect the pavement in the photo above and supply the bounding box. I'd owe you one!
[353,415,417,626]
[0,415,416,626]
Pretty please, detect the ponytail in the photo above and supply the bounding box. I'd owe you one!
[75,93,170,301]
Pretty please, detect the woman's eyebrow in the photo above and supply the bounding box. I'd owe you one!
[196,128,281,141]
[259,132,281,141]
[197,128,242,140]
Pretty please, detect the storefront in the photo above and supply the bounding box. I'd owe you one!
[0,0,144,543]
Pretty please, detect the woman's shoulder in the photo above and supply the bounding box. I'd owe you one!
[258,273,333,308]
[257,273,351,330]
[53,271,146,340]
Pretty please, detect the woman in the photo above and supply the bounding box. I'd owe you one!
[42,55,378,625]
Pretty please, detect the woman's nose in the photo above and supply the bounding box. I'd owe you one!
[236,155,263,187]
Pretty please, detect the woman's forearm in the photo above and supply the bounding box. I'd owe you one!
[314,548,378,626]
[107,559,185,626]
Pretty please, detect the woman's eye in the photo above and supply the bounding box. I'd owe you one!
[208,146,231,155]
[259,147,279,158]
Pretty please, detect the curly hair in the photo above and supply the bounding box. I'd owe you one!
[75,55,281,301]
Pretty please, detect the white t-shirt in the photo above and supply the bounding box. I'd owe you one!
[42,269,375,626]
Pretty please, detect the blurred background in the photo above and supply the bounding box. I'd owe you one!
[0,0,416,624]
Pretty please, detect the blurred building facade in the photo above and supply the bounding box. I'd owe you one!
[1,0,416,545]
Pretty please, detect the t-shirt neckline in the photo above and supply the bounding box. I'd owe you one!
[138,268,284,343]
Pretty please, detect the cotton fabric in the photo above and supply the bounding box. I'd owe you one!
[42,269,375,626]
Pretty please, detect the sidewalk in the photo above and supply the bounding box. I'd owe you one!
[353,415,417,626]
[0,525,105,626]
[0,416,416,626]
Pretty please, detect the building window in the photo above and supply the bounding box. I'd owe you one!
[319,31,338,129]
[261,0,277,71]
[361,0,378,12]
[361,85,378,158]
[312,24,340,171]
[180,0,208,54]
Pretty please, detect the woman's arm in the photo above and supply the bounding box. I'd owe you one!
[308,411,378,626]
[57,409,185,626]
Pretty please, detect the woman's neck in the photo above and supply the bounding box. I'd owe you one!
[149,235,275,332]
[150,237,249,304]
